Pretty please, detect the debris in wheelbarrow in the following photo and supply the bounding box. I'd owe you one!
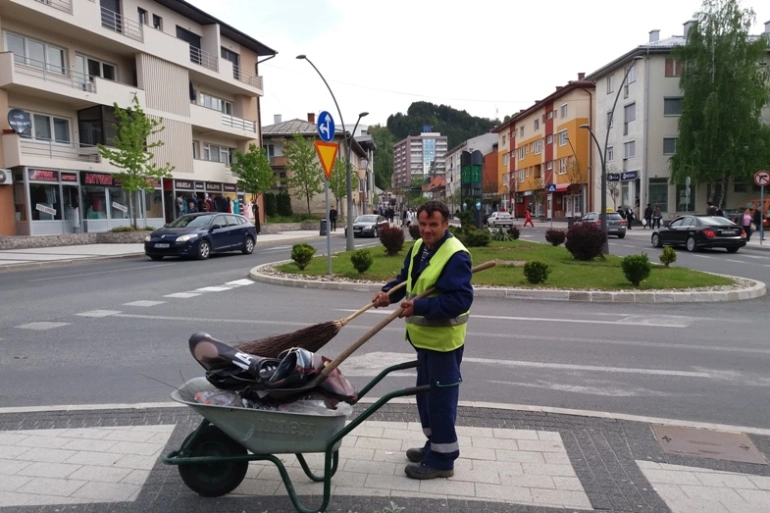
[193,389,353,416]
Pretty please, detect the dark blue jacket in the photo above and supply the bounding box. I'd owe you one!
[382,231,473,320]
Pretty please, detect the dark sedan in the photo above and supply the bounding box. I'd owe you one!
[144,213,257,260]
[345,214,389,238]
[651,215,746,253]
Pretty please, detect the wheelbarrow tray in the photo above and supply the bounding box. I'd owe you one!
[171,377,346,454]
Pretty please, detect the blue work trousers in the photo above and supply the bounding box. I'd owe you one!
[415,345,463,470]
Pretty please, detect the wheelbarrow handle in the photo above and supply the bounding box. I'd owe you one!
[402,384,431,396]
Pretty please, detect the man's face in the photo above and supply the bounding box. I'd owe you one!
[418,209,448,248]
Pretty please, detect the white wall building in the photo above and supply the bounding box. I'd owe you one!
[445,133,497,201]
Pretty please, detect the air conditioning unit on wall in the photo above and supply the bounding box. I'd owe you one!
[0,169,13,185]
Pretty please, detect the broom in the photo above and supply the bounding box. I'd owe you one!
[235,262,494,358]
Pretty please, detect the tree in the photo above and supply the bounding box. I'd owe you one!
[448,188,462,212]
[329,158,359,211]
[284,133,324,214]
[670,0,770,206]
[230,143,276,205]
[98,95,173,229]
[366,125,395,189]
[606,164,621,210]
[565,156,585,193]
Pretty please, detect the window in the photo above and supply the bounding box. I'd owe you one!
[626,64,636,84]
[192,140,200,159]
[29,183,62,220]
[607,75,615,94]
[518,147,525,160]
[624,103,636,123]
[547,111,553,120]
[519,126,524,138]
[623,140,636,159]
[665,58,682,77]
[518,169,524,182]
[503,154,509,166]
[663,137,677,155]
[664,98,683,116]
[502,134,506,145]
[19,111,71,144]
[546,135,553,144]
[676,183,694,211]
[607,111,614,128]
[560,104,568,118]
[559,158,567,175]
[606,146,614,162]
[4,31,64,74]
[199,93,233,115]
[201,143,234,165]
[152,14,163,30]
[534,119,539,130]
[138,7,148,25]
[75,54,116,82]
[649,178,669,213]
[535,139,542,154]
[558,130,568,146]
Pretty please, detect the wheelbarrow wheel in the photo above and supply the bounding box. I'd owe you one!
[178,425,248,497]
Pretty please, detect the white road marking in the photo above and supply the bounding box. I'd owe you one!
[194,286,232,292]
[15,322,69,330]
[123,300,165,307]
[225,279,254,287]
[76,310,121,318]
[724,259,744,264]
[622,244,636,248]
[163,292,201,299]
[28,264,174,282]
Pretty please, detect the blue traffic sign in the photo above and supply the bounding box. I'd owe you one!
[546,184,557,193]
[317,111,335,142]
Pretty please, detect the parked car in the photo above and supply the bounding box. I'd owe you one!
[144,213,257,260]
[651,215,746,253]
[486,212,514,228]
[345,214,389,238]
[579,212,627,238]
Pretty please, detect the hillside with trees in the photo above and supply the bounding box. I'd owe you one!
[367,101,499,189]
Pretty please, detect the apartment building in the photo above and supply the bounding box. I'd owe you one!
[444,132,496,208]
[391,131,447,190]
[261,113,374,217]
[586,21,770,219]
[0,0,276,236]
[506,74,594,219]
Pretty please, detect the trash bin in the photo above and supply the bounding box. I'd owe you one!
[319,219,327,236]
[567,216,574,229]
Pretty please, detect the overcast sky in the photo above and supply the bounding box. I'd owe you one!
[187,0,769,129]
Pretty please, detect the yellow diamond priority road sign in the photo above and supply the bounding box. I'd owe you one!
[314,141,338,180]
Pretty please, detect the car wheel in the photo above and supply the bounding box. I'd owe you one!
[242,237,255,255]
[617,234,625,239]
[197,240,211,260]
[373,228,378,238]
[686,236,697,252]
[726,246,739,253]
[148,255,164,261]
[651,234,661,248]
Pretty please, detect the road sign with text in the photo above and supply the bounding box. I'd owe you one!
[314,141,338,180]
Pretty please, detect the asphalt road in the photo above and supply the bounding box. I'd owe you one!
[1,229,769,430]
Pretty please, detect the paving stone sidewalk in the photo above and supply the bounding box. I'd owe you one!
[0,403,768,513]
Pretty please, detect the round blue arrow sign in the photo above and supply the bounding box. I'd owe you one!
[317,111,335,142]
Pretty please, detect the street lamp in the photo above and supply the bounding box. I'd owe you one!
[296,54,367,251]
[580,55,643,254]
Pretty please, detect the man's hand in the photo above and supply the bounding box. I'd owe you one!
[398,300,414,318]
[371,291,390,308]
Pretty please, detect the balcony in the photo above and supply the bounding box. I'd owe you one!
[190,103,257,139]
[189,46,218,72]
[34,0,72,14]
[100,6,144,42]
[2,134,116,173]
[231,64,264,90]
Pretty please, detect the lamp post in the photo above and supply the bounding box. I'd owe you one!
[296,54,367,251]
[580,55,643,254]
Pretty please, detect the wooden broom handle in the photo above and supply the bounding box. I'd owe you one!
[318,260,496,380]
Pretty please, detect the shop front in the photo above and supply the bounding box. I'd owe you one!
[79,171,164,232]
[12,167,82,236]
[170,179,245,216]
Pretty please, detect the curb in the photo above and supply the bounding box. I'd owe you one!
[0,253,145,272]
[249,261,767,303]
[2,400,768,437]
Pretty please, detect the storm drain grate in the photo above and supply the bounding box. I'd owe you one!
[651,424,767,465]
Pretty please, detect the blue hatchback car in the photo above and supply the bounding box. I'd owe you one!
[144,213,257,260]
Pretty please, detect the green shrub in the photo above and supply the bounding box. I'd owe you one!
[277,190,293,217]
[461,227,491,247]
[545,229,566,246]
[290,243,316,270]
[508,225,521,240]
[565,223,606,261]
[379,226,405,256]
[621,253,651,286]
[408,223,421,240]
[457,209,474,230]
[350,249,373,274]
[491,227,512,242]
[447,225,463,238]
[659,246,677,268]
[523,260,549,284]
[264,192,277,217]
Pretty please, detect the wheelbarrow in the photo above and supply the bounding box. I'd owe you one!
[163,360,428,513]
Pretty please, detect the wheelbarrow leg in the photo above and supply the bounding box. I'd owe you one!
[263,452,333,513]
[296,450,339,482]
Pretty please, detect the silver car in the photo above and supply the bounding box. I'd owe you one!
[579,212,627,238]
[486,212,514,228]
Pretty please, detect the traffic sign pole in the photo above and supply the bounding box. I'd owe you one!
[754,171,768,245]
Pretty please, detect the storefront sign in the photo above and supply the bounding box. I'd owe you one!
[28,169,59,182]
[174,180,194,190]
[61,172,78,182]
[35,203,57,216]
[111,201,128,213]
[145,178,161,188]
[82,172,115,186]
[206,182,223,192]
[194,182,205,191]
[223,184,237,192]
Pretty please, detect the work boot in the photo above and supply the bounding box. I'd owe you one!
[405,447,425,463]
[404,462,454,480]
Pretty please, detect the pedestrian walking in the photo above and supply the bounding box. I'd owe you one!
[741,209,753,241]
[252,201,261,235]
[523,207,535,228]
[372,200,473,480]
[643,204,653,230]
[626,206,635,229]
[329,206,338,232]
[753,208,764,241]
[652,206,662,229]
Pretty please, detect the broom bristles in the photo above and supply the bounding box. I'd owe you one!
[235,321,342,358]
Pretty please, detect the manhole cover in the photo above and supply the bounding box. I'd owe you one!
[651,425,767,465]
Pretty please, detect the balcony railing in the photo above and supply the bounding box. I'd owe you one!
[13,57,96,93]
[20,139,102,163]
[189,46,218,71]
[101,6,144,42]
[231,64,264,90]
[35,0,72,14]
[222,114,256,133]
